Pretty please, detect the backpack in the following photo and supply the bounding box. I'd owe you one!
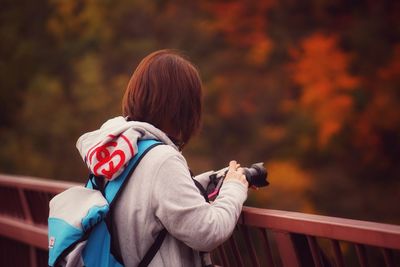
[48,139,166,267]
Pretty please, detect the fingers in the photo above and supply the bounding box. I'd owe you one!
[228,160,238,172]
[228,161,242,172]
[226,160,248,187]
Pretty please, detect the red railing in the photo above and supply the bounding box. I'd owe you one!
[0,174,399,266]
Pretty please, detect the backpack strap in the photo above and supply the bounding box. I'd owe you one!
[138,229,168,267]
[192,178,209,203]
[87,139,168,267]
[86,139,162,204]
[106,139,162,205]
[191,173,214,267]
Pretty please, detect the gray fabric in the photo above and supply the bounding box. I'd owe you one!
[59,241,86,267]
[49,186,108,229]
[77,118,248,266]
[112,144,248,267]
[76,116,178,181]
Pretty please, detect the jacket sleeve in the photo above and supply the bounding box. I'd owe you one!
[152,154,247,252]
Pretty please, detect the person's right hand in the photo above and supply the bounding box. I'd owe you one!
[224,160,248,187]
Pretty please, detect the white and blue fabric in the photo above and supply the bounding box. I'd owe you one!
[48,139,161,267]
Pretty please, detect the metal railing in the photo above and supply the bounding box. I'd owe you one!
[0,174,399,266]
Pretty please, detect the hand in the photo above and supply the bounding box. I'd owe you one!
[224,160,248,187]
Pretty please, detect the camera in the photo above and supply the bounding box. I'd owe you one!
[242,163,269,188]
[206,162,269,201]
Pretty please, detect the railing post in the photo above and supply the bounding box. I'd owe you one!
[259,228,275,267]
[18,187,38,267]
[272,231,301,267]
[355,244,369,267]
[17,188,33,223]
[240,225,260,267]
[228,231,245,266]
[217,245,229,266]
[382,248,395,267]
[330,239,345,267]
[29,246,38,267]
[307,235,322,267]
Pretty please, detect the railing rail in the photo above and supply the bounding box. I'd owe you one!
[0,174,399,266]
[233,207,400,267]
[240,207,400,249]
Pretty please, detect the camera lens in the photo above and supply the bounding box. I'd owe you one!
[243,163,269,188]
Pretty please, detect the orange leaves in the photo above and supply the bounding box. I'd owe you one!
[206,72,265,120]
[47,0,109,42]
[370,44,400,129]
[247,36,274,66]
[251,160,314,213]
[202,0,275,65]
[378,44,400,80]
[290,34,359,96]
[352,43,400,162]
[260,125,286,143]
[203,1,243,37]
[290,33,359,146]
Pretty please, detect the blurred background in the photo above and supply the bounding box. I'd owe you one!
[0,0,399,224]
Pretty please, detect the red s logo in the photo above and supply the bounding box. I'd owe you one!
[89,142,126,179]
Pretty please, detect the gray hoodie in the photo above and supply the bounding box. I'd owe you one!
[77,117,248,266]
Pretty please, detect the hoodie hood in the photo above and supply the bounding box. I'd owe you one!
[76,116,177,181]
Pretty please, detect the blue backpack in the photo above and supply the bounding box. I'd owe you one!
[48,139,166,267]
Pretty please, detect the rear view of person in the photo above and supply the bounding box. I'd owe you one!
[76,50,248,266]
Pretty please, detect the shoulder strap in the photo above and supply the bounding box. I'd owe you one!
[86,139,162,204]
[106,139,162,206]
[192,178,209,203]
[138,229,168,267]
[95,139,167,267]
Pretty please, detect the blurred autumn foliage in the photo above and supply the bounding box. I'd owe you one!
[0,0,399,223]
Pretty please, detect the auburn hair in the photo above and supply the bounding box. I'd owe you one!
[122,50,202,146]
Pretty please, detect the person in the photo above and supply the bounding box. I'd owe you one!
[76,49,248,266]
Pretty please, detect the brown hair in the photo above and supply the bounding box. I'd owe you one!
[122,50,202,147]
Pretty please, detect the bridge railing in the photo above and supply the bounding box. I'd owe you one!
[0,174,399,267]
